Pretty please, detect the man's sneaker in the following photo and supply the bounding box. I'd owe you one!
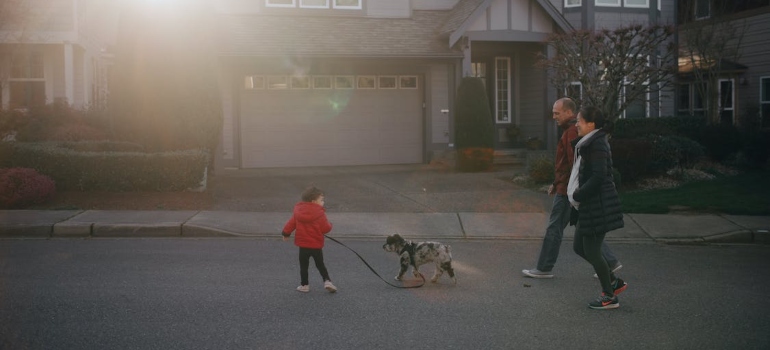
[522,269,554,279]
[296,285,310,293]
[324,281,337,293]
[588,293,619,310]
[593,262,623,278]
[612,278,628,295]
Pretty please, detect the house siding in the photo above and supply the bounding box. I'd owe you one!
[429,63,451,146]
[367,0,411,18]
[518,44,547,142]
[413,0,460,10]
[737,11,770,118]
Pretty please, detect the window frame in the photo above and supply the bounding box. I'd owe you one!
[356,75,376,89]
[695,0,710,20]
[621,82,649,119]
[244,75,265,90]
[333,0,362,10]
[265,0,296,8]
[718,78,735,125]
[624,0,649,9]
[565,0,581,8]
[760,76,770,129]
[399,76,418,89]
[378,76,397,89]
[335,75,355,89]
[595,0,621,7]
[494,57,512,124]
[313,76,333,89]
[299,0,329,9]
[267,76,288,89]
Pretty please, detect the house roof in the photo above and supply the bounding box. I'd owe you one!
[441,0,573,47]
[216,10,462,58]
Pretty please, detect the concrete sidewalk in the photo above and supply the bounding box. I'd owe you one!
[1,209,768,244]
[1,164,768,243]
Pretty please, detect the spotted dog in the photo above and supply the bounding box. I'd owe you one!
[382,234,456,284]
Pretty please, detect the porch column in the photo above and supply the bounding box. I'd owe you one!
[462,37,472,77]
[64,42,75,105]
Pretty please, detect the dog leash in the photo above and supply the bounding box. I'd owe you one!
[326,235,425,289]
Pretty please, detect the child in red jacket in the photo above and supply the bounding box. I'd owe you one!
[282,186,337,293]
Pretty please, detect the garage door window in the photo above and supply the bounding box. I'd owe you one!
[314,76,332,89]
[244,76,265,89]
[399,76,418,89]
[291,76,311,89]
[378,76,397,89]
[357,76,375,89]
[335,76,355,89]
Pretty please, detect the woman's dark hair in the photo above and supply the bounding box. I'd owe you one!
[578,105,613,132]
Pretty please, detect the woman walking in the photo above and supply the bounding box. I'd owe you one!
[568,106,627,310]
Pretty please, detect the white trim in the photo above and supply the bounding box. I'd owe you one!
[718,78,735,124]
[622,82,649,119]
[595,0,621,7]
[494,57,511,124]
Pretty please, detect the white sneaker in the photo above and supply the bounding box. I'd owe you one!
[324,281,337,293]
[593,263,623,278]
[296,285,309,293]
[522,269,554,279]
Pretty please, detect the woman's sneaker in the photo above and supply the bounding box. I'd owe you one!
[324,281,337,293]
[588,293,619,310]
[612,278,628,295]
[522,269,554,279]
[296,285,310,293]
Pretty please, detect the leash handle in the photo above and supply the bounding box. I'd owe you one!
[326,235,425,289]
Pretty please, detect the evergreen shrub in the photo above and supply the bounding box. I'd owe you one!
[0,167,56,209]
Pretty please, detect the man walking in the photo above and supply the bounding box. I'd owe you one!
[522,98,621,279]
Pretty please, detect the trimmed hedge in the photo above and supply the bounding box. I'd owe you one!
[10,142,208,191]
[613,115,706,140]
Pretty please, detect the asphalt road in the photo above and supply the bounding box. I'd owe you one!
[2,239,769,349]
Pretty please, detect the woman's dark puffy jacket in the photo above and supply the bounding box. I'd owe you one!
[570,129,624,235]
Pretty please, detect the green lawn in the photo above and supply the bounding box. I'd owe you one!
[619,170,770,215]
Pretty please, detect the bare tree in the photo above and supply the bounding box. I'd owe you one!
[678,0,748,125]
[537,24,677,122]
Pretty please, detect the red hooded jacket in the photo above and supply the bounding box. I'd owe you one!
[282,202,332,249]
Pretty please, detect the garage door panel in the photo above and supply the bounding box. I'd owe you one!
[240,83,422,168]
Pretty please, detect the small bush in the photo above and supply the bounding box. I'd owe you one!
[0,167,56,209]
[48,124,108,142]
[697,124,742,161]
[610,138,654,182]
[645,134,706,174]
[528,155,554,184]
[613,116,706,140]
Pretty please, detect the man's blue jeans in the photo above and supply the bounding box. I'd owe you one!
[536,194,619,272]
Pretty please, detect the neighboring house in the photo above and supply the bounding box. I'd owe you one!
[676,0,770,127]
[557,0,676,119]
[213,0,572,170]
[0,0,115,110]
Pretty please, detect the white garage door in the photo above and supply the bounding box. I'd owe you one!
[240,78,423,168]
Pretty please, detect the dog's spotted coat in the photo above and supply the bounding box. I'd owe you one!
[382,234,456,284]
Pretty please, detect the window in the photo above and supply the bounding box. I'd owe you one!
[565,0,581,7]
[313,76,332,89]
[692,82,707,117]
[565,82,582,101]
[596,0,621,7]
[761,77,770,128]
[290,76,311,89]
[9,51,46,109]
[267,76,288,89]
[677,84,691,115]
[399,76,417,89]
[378,76,397,89]
[300,0,328,8]
[335,76,354,89]
[471,62,487,88]
[495,57,511,124]
[625,0,648,8]
[695,0,710,19]
[266,0,360,9]
[623,83,648,119]
[333,0,361,9]
[357,76,375,89]
[266,0,295,8]
[244,76,265,89]
[719,79,734,124]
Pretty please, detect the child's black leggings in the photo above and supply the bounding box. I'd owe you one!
[573,229,615,295]
[299,247,331,286]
